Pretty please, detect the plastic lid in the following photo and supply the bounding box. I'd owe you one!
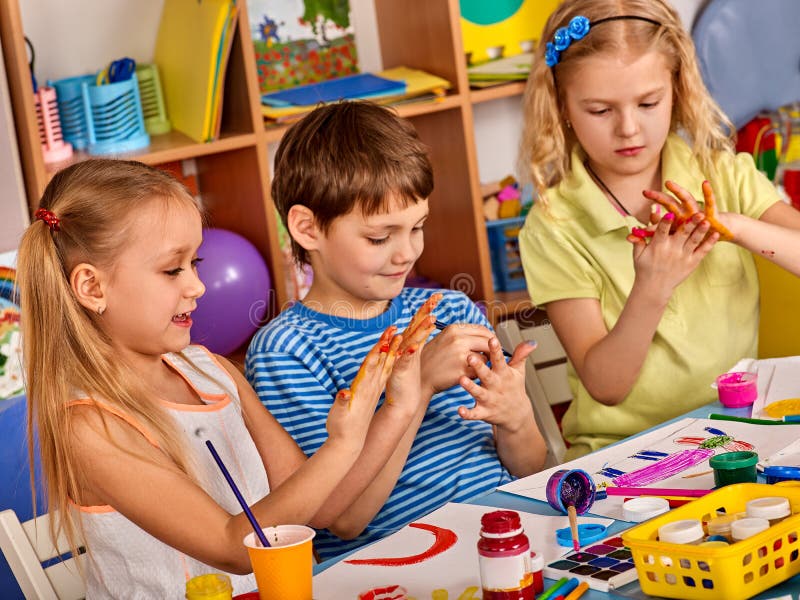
[530,551,544,570]
[555,523,608,547]
[709,451,759,470]
[731,517,770,540]
[623,497,670,522]
[706,513,740,535]
[699,540,730,547]
[658,519,704,544]
[481,510,522,534]
[746,497,791,520]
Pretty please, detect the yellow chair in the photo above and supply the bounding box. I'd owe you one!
[755,254,800,358]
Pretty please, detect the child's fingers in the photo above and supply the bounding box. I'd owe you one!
[695,230,720,257]
[398,315,435,353]
[404,293,442,337]
[486,337,508,369]
[643,189,682,215]
[664,180,701,215]
[683,218,711,251]
[382,334,403,378]
[652,211,675,240]
[352,326,397,395]
[458,376,489,408]
[508,340,536,368]
[467,353,496,384]
[701,181,734,241]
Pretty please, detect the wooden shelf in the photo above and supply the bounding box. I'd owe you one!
[264,93,466,144]
[44,131,258,177]
[469,82,526,104]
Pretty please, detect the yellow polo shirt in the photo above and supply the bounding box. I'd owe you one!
[520,134,779,458]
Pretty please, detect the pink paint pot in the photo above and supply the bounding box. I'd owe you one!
[716,371,758,408]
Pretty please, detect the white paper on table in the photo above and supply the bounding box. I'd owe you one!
[500,417,800,519]
[312,502,612,600]
[744,356,800,419]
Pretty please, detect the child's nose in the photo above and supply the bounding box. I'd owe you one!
[392,236,418,264]
[616,109,639,138]
[188,271,206,299]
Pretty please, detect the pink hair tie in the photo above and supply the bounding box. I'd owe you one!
[34,208,60,232]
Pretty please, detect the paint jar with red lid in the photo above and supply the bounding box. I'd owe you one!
[477,510,535,600]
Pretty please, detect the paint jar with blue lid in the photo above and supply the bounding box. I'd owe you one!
[764,466,800,484]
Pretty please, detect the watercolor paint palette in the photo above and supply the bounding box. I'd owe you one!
[543,534,639,592]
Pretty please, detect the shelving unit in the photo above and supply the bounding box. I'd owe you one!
[0,0,530,324]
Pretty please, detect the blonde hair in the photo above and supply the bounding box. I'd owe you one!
[16,159,200,564]
[520,0,733,201]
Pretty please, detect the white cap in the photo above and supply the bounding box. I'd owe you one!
[731,517,770,541]
[623,497,670,522]
[746,497,791,521]
[658,519,704,544]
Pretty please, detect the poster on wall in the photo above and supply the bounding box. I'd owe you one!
[460,0,559,64]
[249,0,358,95]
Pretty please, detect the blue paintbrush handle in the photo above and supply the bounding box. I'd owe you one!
[206,440,270,547]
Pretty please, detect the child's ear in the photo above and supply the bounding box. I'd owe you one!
[70,263,107,316]
[287,205,322,252]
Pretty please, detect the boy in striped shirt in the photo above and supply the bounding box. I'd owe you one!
[246,102,546,560]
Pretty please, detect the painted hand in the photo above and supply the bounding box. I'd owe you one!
[327,326,400,446]
[643,180,734,241]
[456,337,536,430]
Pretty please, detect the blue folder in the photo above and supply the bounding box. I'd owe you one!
[262,73,406,107]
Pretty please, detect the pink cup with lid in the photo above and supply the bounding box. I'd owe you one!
[716,371,757,408]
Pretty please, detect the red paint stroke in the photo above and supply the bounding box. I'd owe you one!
[358,584,409,600]
[345,522,458,566]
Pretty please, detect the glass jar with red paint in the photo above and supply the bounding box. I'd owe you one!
[477,510,535,600]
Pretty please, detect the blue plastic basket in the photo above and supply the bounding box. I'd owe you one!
[81,77,150,155]
[48,74,95,150]
[486,216,527,292]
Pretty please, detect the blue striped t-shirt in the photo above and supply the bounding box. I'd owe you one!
[245,288,512,560]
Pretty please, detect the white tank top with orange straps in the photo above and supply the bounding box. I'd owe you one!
[72,345,269,599]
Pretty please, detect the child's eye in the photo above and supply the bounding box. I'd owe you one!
[589,108,609,116]
[191,257,204,269]
[367,237,389,245]
[640,101,659,109]
[164,267,183,277]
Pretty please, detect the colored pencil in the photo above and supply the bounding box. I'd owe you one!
[567,504,580,552]
[606,486,711,498]
[434,319,513,358]
[206,440,270,547]
[783,415,800,423]
[563,581,590,600]
[708,413,792,425]
[538,577,569,600]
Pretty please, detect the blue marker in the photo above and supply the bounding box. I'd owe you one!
[705,426,728,436]
[783,415,800,423]
[632,455,661,461]
[637,450,669,457]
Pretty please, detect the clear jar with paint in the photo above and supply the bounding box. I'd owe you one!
[731,517,770,542]
[746,497,791,526]
[658,519,705,545]
[706,513,742,542]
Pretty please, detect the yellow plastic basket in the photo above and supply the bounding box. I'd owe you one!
[621,483,800,600]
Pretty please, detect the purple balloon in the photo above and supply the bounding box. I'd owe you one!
[191,228,271,355]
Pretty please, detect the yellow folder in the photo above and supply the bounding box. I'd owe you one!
[154,0,235,143]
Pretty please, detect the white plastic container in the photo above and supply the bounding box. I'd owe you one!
[746,497,791,526]
[731,517,771,541]
[658,519,704,544]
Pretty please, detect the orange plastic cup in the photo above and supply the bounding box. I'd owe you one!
[243,525,314,600]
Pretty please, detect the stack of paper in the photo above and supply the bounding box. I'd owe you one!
[468,52,533,87]
[262,67,451,123]
[154,0,238,143]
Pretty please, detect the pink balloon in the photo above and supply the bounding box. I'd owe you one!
[190,228,271,354]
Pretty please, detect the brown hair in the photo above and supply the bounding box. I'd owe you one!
[16,159,200,568]
[272,101,433,264]
[519,0,733,203]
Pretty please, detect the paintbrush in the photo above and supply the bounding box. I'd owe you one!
[434,320,514,359]
[567,504,580,552]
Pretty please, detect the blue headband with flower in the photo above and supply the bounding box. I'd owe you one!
[545,15,662,68]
